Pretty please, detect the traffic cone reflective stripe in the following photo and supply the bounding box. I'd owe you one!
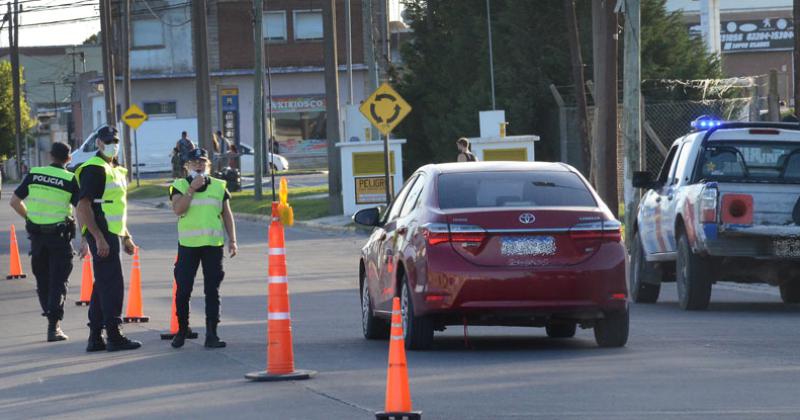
[75,254,93,306]
[124,247,149,323]
[245,201,315,382]
[160,255,197,340]
[6,225,26,279]
[376,298,421,420]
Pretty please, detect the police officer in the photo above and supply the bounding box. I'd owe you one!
[9,142,79,342]
[169,148,237,349]
[75,125,141,352]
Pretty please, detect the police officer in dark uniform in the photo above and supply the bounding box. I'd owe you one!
[169,148,237,349]
[75,125,141,352]
[9,142,79,342]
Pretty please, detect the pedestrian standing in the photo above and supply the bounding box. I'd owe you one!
[9,142,79,342]
[176,131,196,168]
[75,125,141,352]
[456,137,478,162]
[169,148,238,349]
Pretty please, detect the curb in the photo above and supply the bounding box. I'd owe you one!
[134,199,365,235]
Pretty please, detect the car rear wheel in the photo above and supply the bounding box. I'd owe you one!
[676,232,712,310]
[400,275,434,350]
[594,309,629,348]
[630,232,661,303]
[361,277,389,339]
[546,323,576,338]
[779,280,800,304]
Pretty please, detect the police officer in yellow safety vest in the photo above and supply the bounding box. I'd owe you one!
[169,148,237,349]
[75,125,141,352]
[9,142,79,343]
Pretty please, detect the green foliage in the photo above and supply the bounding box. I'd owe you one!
[395,0,721,172]
[0,61,35,159]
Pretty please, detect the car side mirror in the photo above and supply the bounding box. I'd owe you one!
[353,207,382,227]
[632,171,656,189]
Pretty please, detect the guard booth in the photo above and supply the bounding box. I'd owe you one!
[337,140,406,216]
[469,110,539,161]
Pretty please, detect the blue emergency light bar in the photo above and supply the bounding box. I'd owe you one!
[691,117,724,130]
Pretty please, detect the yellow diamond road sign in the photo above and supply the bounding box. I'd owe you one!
[122,104,148,130]
[359,83,411,136]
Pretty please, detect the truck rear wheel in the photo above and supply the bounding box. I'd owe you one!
[630,232,661,303]
[779,281,800,304]
[676,232,712,310]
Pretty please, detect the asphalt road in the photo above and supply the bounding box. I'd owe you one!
[2,197,800,419]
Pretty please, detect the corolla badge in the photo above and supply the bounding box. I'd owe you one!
[518,213,536,224]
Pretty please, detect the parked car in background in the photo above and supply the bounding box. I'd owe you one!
[632,120,800,310]
[354,161,629,350]
[237,143,289,175]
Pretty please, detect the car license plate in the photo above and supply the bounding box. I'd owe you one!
[501,236,556,256]
[774,238,800,257]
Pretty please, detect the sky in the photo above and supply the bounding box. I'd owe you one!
[3,0,402,48]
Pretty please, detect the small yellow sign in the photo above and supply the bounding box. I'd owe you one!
[122,104,148,130]
[359,83,411,136]
[355,176,395,205]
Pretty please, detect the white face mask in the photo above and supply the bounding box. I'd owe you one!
[191,169,207,178]
[103,143,119,158]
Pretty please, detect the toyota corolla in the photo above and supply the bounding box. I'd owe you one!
[354,162,628,350]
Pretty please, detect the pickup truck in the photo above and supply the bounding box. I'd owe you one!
[631,121,800,310]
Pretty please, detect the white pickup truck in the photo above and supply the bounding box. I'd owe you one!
[631,121,800,310]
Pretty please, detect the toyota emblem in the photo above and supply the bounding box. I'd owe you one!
[518,213,536,224]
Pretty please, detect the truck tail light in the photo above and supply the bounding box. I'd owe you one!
[700,184,718,223]
[721,194,753,225]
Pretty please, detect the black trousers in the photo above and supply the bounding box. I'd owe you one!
[30,232,74,320]
[174,245,225,325]
[86,230,124,330]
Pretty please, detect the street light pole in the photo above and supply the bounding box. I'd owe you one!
[486,0,496,110]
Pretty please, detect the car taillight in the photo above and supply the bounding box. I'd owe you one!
[721,193,753,225]
[569,220,622,243]
[700,184,718,223]
[422,223,488,254]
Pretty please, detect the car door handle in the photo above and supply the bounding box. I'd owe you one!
[397,226,408,235]
[655,197,662,203]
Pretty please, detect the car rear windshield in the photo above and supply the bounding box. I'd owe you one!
[437,170,596,209]
[698,141,800,183]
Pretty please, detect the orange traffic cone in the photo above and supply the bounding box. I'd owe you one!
[160,257,197,340]
[6,225,26,279]
[75,254,93,306]
[245,202,315,382]
[123,247,149,323]
[375,297,422,420]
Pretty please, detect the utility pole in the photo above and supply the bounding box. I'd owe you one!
[40,81,58,120]
[99,0,117,126]
[621,0,641,248]
[323,0,343,214]
[794,0,800,118]
[122,0,133,179]
[253,0,264,200]
[8,1,22,177]
[592,0,619,218]
[486,0,496,110]
[345,0,354,105]
[564,0,590,177]
[192,0,212,155]
[363,0,379,140]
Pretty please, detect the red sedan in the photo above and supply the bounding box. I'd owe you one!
[354,162,628,350]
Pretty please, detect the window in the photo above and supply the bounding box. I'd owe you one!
[132,19,164,48]
[293,10,323,41]
[264,11,287,42]
[400,174,426,217]
[438,171,596,209]
[656,145,679,185]
[143,101,177,116]
[385,176,419,223]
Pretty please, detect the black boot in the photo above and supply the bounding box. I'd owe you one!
[86,328,106,352]
[171,322,188,348]
[106,325,142,352]
[47,317,68,342]
[204,320,226,348]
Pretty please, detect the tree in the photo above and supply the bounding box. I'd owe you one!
[395,0,721,172]
[0,61,36,159]
[83,32,100,45]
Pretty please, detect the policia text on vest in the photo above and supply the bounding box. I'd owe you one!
[75,126,143,352]
[10,142,79,343]
[169,148,238,349]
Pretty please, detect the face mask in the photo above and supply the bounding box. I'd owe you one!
[191,169,207,179]
[103,143,119,158]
